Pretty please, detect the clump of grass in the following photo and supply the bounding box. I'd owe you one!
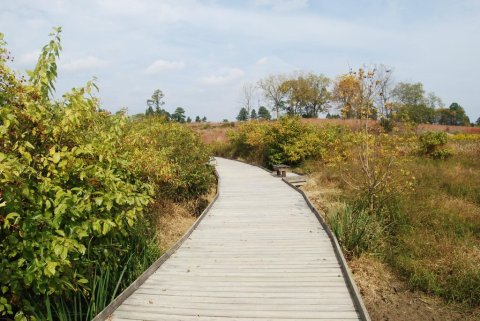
[326,203,382,259]
[33,229,160,321]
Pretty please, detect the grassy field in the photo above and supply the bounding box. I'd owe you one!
[302,135,480,303]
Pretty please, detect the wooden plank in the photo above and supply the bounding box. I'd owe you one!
[120,301,358,312]
[134,288,353,298]
[113,307,360,319]
[123,293,355,305]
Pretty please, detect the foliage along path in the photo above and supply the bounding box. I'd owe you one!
[100,157,368,320]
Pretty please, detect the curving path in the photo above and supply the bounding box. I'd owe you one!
[102,157,367,321]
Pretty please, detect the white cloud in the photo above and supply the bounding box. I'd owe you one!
[145,59,185,74]
[200,68,245,86]
[61,56,107,72]
[256,57,269,65]
[250,0,309,11]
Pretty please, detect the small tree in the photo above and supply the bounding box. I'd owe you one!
[258,74,288,119]
[476,117,480,127]
[147,89,165,114]
[250,109,257,120]
[258,106,271,120]
[172,107,186,123]
[202,116,207,122]
[237,107,249,121]
[195,116,201,123]
[239,83,256,115]
[186,116,192,123]
[339,67,415,214]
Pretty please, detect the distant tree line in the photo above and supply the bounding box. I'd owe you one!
[145,89,207,123]
[237,66,476,126]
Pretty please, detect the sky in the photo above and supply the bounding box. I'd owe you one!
[1,0,479,121]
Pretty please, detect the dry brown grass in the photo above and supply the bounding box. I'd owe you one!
[189,123,230,144]
[350,255,480,321]
[152,186,217,252]
[301,118,378,131]
[154,199,197,252]
[419,124,480,134]
[301,167,343,216]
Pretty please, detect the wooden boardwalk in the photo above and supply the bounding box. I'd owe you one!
[99,157,368,321]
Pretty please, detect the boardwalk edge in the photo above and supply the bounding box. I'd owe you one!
[92,167,220,321]
[281,177,372,321]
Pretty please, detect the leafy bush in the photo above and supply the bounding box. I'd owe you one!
[123,116,214,201]
[228,120,273,164]
[267,117,323,165]
[418,131,452,159]
[228,117,351,167]
[0,29,154,318]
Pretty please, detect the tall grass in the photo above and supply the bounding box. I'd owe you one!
[326,203,381,259]
[32,226,160,321]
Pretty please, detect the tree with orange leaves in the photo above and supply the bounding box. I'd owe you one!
[332,73,362,119]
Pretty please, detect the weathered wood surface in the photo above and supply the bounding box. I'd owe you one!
[108,157,364,320]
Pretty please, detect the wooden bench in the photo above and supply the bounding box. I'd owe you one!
[272,164,290,177]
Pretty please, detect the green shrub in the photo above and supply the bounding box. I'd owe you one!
[0,29,154,318]
[123,117,214,201]
[379,117,394,132]
[228,117,351,167]
[267,117,323,165]
[419,131,452,159]
[228,120,273,164]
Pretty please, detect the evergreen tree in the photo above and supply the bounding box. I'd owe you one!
[250,109,257,119]
[186,116,192,123]
[145,106,154,116]
[202,116,207,122]
[146,89,170,120]
[147,89,165,113]
[172,107,186,123]
[237,107,249,121]
[257,106,271,120]
[195,116,201,122]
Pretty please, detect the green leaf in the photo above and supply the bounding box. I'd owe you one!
[52,152,61,164]
[77,278,88,284]
[44,261,58,277]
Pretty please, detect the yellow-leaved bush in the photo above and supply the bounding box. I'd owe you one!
[228,117,353,167]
